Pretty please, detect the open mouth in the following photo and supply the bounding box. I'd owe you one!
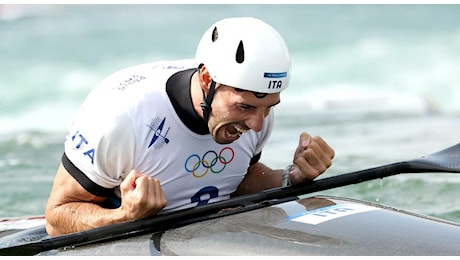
[225,124,249,140]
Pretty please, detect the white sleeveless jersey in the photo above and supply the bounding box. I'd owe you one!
[64,59,274,212]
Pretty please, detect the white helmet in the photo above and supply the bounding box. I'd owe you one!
[195,17,291,94]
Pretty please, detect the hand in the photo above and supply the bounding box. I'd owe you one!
[119,169,167,220]
[289,132,335,185]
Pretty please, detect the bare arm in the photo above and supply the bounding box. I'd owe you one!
[231,162,283,196]
[233,132,335,196]
[45,163,167,237]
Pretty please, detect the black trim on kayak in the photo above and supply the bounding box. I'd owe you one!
[62,153,116,198]
[2,143,460,256]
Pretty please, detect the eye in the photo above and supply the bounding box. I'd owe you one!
[237,103,255,111]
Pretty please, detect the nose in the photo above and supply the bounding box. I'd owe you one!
[245,109,267,132]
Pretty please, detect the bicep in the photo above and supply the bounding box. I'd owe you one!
[45,163,112,236]
[46,163,107,211]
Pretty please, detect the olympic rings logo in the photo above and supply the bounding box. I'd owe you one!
[184,147,235,178]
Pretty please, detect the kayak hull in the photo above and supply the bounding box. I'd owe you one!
[1,195,460,255]
[157,195,460,255]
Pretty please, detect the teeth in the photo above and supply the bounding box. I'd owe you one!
[234,126,248,137]
[235,125,248,134]
[228,132,240,138]
[228,125,248,138]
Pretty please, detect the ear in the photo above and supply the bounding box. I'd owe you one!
[198,65,213,93]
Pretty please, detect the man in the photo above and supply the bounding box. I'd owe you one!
[45,17,335,237]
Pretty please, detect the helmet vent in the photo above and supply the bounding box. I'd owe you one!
[212,26,218,42]
[236,40,245,64]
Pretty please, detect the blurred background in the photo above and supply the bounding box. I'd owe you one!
[1,4,459,222]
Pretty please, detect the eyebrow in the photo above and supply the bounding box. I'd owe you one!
[241,100,280,109]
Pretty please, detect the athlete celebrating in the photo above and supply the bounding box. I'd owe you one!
[45,17,335,236]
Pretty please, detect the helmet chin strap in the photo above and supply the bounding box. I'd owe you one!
[200,80,217,123]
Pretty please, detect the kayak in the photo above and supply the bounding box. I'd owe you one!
[1,143,460,256]
[1,194,460,256]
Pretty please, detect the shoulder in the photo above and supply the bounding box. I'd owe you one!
[105,59,197,83]
[84,59,196,96]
